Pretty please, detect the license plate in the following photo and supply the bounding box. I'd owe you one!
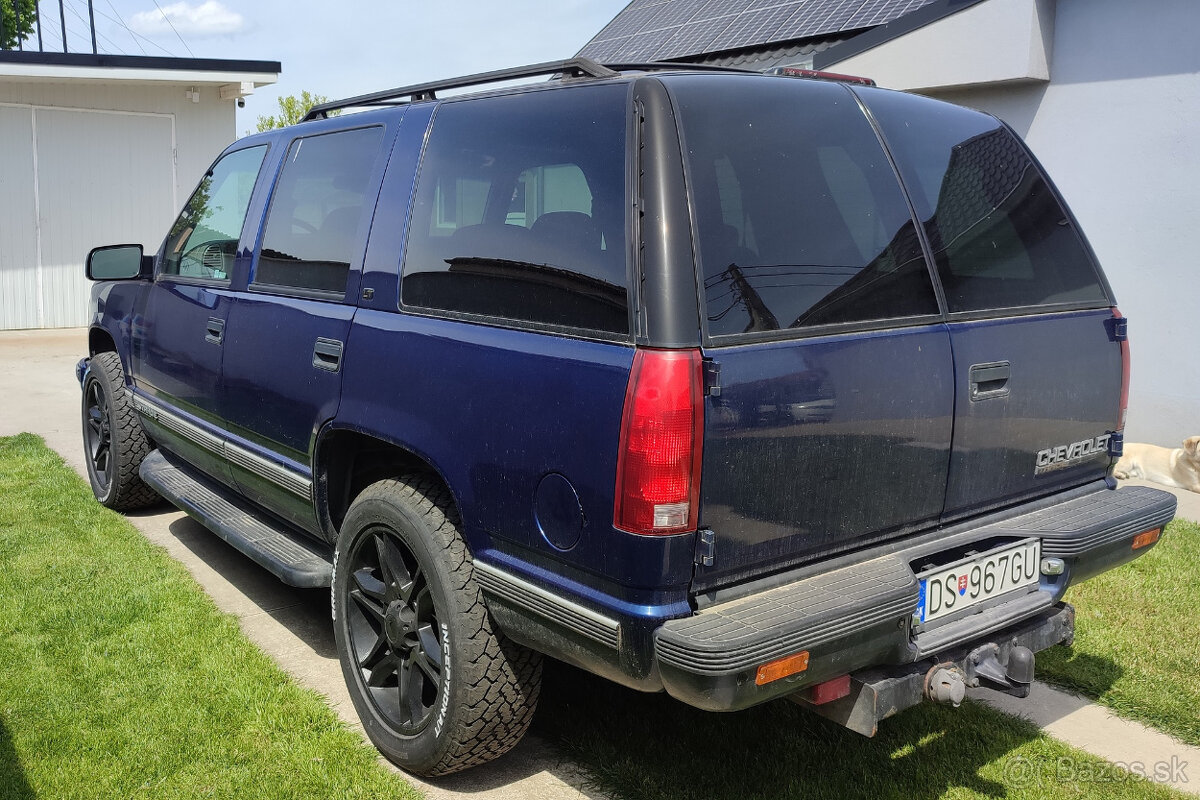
[917,539,1041,623]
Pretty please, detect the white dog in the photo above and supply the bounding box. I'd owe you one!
[1114,436,1200,494]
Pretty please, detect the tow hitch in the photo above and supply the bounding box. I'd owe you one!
[792,604,1072,736]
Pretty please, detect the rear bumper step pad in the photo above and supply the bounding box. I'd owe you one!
[977,485,1176,557]
[140,449,333,588]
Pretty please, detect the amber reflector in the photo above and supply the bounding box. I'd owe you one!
[1132,528,1161,550]
[755,651,810,686]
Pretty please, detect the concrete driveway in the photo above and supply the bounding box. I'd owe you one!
[0,327,601,800]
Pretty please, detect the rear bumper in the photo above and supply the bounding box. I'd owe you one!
[654,484,1175,712]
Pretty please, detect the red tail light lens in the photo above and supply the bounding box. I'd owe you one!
[1113,307,1129,430]
[614,348,704,535]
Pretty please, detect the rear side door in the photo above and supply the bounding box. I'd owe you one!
[663,75,956,591]
[131,143,269,485]
[859,89,1121,520]
[219,122,395,535]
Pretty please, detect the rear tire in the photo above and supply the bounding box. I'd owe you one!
[81,352,158,510]
[333,475,542,776]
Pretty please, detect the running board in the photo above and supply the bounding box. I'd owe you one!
[140,450,333,588]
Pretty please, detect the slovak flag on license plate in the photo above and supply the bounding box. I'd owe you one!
[958,575,969,595]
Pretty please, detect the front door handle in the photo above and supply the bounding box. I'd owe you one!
[969,361,1010,401]
[313,337,344,373]
[205,317,225,345]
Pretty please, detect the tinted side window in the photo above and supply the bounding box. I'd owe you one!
[255,126,384,294]
[857,88,1108,313]
[163,145,267,280]
[669,75,938,338]
[401,85,629,335]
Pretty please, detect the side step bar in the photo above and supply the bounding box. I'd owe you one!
[140,450,333,588]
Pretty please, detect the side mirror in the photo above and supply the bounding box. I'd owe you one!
[86,244,152,281]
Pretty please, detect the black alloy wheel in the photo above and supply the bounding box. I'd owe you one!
[344,526,445,734]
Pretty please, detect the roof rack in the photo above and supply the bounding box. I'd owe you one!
[604,62,757,75]
[302,57,619,121]
[301,58,760,122]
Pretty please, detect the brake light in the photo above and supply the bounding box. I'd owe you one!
[767,66,877,86]
[614,348,704,535]
[1113,308,1130,430]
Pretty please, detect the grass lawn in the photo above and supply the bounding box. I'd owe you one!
[0,434,419,800]
[1039,517,1200,747]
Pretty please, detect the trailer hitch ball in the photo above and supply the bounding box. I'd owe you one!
[925,664,967,706]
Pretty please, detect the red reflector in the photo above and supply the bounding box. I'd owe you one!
[1113,308,1130,431]
[769,66,876,86]
[809,674,852,705]
[1132,528,1160,550]
[614,349,704,535]
[755,651,810,686]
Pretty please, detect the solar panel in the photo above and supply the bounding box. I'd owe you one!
[705,3,804,53]
[579,0,938,64]
[655,15,737,59]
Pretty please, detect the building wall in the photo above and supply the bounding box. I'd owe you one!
[0,80,237,329]
[832,0,1200,448]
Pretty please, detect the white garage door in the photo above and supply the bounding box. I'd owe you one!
[0,106,176,329]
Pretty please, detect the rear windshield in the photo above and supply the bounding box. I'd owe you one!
[856,87,1109,314]
[667,74,939,339]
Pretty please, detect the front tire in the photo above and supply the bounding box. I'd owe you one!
[81,352,158,510]
[333,475,542,776]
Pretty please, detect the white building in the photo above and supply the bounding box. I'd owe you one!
[818,0,1199,447]
[0,51,278,330]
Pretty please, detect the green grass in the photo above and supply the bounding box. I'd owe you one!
[533,661,1185,800]
[1039,518,1200,747]
[0,434,419,800]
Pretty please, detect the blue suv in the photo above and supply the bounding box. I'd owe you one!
[78,59,1176,775]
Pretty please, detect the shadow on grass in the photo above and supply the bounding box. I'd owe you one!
[1037,643,1124,702]
[532,661,1048,800]
[0,717,33,800]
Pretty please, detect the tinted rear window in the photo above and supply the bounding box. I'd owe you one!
[857,87,1108,313]
[668,75,939,339]
[401,85,629,336]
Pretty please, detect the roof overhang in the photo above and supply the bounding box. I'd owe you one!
[816,0,1052,92]
[0,51,279,93]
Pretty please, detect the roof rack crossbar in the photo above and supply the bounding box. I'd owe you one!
[602,62,757,74]
[302,57,619,121]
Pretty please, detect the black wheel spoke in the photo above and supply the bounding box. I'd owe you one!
[416,623,442,673]
[352,567,387,603]
[375,534,413,597]
[367,653,400,688]
[350,589,386,629]
[358,630,391,672]
[400,661,426,723]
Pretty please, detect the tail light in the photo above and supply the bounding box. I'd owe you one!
[614,348,704,535]
[766,66,877,86]
[1113,308,1129,430]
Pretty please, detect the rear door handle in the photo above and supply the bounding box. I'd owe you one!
[205,317,225,345]
[969,361,1010,401]
[313,337,344,373]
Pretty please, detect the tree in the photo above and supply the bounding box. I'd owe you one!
[254,90,338,131]
[1,0,38,50]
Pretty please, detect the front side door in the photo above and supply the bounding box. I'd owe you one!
[219,123,394,535]
[131,144,269,485]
